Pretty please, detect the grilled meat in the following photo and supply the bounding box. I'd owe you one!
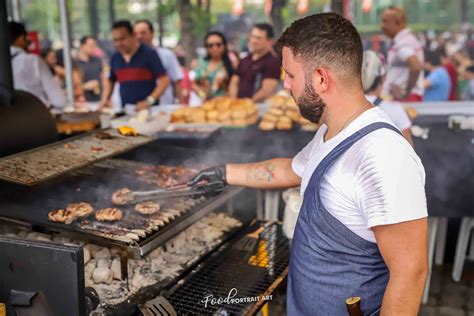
[134,201,161,215]
[111,188,133,205]
[96,208,123,222]
[134,165,198,188]
[66,202,94,218]
[48,209,76,224]
[95,131,113,140]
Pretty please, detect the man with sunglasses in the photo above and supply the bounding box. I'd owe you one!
[229,23,281,102]
[8,21,65,110]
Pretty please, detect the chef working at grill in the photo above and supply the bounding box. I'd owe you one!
[189,13,428,315]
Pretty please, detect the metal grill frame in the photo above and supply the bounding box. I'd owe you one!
[165,222,290,315]
[0,128,154,186]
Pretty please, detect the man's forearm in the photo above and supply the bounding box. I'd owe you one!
[151,75,170,100]
[229,76,239,98]
[251,88,272,102]
[381,269,427,315]
[174,80,183,103]
[405,69,420,96]
[101,80,114,103]
[226,158,301,189]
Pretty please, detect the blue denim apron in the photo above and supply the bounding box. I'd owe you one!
[287,122,402,315]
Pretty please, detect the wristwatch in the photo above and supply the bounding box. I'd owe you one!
[146,96,156,105]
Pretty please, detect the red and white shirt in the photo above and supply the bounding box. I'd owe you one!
[382,28,425,98]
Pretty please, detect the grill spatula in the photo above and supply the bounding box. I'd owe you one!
[232,221,277,256]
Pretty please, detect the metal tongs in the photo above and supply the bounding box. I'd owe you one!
[124,181,226,204]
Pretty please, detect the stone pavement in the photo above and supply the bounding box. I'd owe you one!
[420,262,474,316]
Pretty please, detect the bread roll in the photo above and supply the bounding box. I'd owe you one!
[217,99,232,111]
[246,113,259,125]
[231,109,247,119]
[268,95,288,108]
[218,110,231,121]
[286,110,301,122]
[206,110,219,120]
[278,115,292,124]
[202,100,216,111]
[259,120,275,131]
[263,113,278,123]
[276,120,293,130]
[269,108,284,116]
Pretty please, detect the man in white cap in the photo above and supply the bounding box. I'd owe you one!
[362,50,414,146]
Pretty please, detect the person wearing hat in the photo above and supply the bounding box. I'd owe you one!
[362,50,414,146]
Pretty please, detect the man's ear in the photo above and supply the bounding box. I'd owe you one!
[312,67,330,93]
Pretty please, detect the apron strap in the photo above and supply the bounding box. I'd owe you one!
[373,97,383,106]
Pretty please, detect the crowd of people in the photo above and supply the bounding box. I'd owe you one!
[7,5,474,114]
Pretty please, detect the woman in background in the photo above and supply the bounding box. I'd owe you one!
[192,31,234,100]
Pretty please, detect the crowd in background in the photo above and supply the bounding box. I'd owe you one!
[6,5,474,114]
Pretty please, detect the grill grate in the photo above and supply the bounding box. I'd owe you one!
[0,160,243,257]
[166,222,289,315]
[0,129,153,186]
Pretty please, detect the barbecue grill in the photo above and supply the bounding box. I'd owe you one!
[0,133,288,315]
[0,158,243,258]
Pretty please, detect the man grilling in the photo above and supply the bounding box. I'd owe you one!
[190,13,428,315]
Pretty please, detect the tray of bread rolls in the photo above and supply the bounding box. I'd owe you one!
[170,97,259,128]
[259,94,319,132]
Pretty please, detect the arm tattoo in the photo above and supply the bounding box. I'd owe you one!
[246,162,276,183]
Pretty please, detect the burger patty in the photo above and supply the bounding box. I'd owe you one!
[111,188,133,205]
[134,201,161,215]
[66,202,94,218]
[48,209,76,224]
[95,208,123,222]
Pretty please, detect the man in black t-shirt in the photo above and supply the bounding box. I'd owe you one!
[229,23,281,102]
[76,36,104,102]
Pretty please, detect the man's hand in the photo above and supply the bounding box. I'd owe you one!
[99,99,111,108]
[188,166,227,186]
[136,100,150,111]
[83,80,100,91]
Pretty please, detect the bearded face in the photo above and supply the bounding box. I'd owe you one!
[293,74,326,123]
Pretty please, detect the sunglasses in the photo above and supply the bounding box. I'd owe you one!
[206,42,223,48]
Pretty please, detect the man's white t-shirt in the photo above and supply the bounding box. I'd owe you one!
[366,95,412,131]
[156,47,184,105]
[382,28,425,98]
[292,107,427,242]
[10,46,66,108]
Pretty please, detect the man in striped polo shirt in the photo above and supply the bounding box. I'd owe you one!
[100,20,169,111]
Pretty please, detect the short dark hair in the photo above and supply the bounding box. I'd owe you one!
[7,21,27,45]
[112,20,134,35]
[253,23,274,39]
[278,13,363,87]
[426,49,442,66]
[79,35,96,45]
[135,19,154,33]
[80,35,95,45]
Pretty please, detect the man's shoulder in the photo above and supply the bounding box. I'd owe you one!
[141,44,159,56]
[110,52,122,64]
[357,126,415,161]
[157,46,173,57]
